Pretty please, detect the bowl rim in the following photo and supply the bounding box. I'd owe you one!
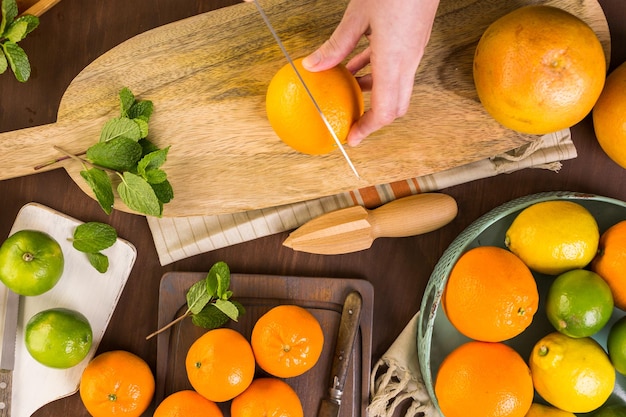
[417,190,626,415]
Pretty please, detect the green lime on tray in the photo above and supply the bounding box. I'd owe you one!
[545,269,614,338]
[0,229,64,296]
[608,316,626,375]
[25,308,93,369]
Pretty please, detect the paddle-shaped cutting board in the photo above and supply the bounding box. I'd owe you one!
[0,0,610,217]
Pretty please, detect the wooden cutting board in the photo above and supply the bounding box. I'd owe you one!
[0,0,610,217]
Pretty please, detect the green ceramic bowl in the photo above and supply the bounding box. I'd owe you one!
[418,191,626,416]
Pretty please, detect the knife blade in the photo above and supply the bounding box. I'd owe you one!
[244,0,361,179]
[318,291,362,417]
[0,289,19,417]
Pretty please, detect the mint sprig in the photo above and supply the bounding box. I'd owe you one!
[1,0,39,82]
[71,222,118,273]
[146,261,245,340]
[53,87,174,217]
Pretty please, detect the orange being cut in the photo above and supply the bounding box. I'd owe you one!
[473,5,606,134]
[185,328,255,403]
[442,246,538,342]
[251,304,324,378]
[79,350,155,417]
[266,58,363,155]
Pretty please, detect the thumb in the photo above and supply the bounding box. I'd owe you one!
[303,12,367,71]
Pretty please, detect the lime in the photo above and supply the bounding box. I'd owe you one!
[526,403,575,416]
[608,316,626,375]
[529,332,615,413]
[25,308,93,369]
[0,229,64,296]
[505,201,599,275]
[546,269,614,337]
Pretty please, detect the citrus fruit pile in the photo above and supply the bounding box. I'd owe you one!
[155,304,323,417]
[436,199,626,417]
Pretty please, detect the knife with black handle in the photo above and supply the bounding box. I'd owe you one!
[318,291,363,417]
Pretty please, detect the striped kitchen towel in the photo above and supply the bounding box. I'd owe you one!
[147,129,576,265]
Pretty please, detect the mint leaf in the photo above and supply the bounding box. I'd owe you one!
[117,172,162,217]
[207,261,230,298]
[86,252,109,273]
[186,280,212,315]
[143,168,166,184]
[0,0,18,35]
[128,100,153,122]
[0,52,7,74]
[80,168,114,215]
[191,304,231,329]
[151,179,173,204]
[139,139,159,156]
[4,20,27,42]
[215,299,239,321]
[134,118,149,139]
[2,41,30,82]
[138,147,169,172]
[73,222,117,253]
[118,87,135,117]
[87,137,143,171]
[12,15,38,35]
[99,117,142,142]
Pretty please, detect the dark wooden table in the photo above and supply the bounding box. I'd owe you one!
[1,0,624,415]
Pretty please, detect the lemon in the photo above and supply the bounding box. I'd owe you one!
[525,403,575,416]
[607,316,626,375]
[505,201,599,275]
[546,269,614,338]
[529,332,615,413]
[25,308,93,369]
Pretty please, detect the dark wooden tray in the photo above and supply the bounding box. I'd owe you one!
[156,272,374,416]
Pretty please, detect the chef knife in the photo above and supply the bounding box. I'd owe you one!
[283,193,458,254]
[318,291,362,417]
[0,289,19,417]
[244,0,360,179]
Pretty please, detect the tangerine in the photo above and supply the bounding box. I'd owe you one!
[442,246,538,342]
[473,5,606,134]
[266,58,364,155]
[153,390,223,417]
[434,341,534,417]
[593,61,626,168]
[591,220,626,310]
[251,304,324,378]
[79,350,155,417]
[231,378,303,417]
[185,328,255,403]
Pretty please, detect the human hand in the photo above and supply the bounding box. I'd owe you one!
[302,0,440,146]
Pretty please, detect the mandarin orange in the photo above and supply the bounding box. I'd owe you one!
[231,378,303,417]
[442,246,538,342]
[434,341,534,417]
[153,390,223,417]
[79,350,155,417]
[251,304,324,378]
[185,328,255,403]
[266,58,363,155]
[591,220,626,310]
[473,5,606,134]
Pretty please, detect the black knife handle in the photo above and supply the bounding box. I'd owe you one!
[0,369,12,417]
[329,291,362,400]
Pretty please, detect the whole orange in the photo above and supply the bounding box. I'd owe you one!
[185,328,255,403]
[591,220,626,310]
[442,246,538,342]
[266,58,363,155]
[231,378,303,417]
[434,341,534,417]
[79,350,155,417]
[473,5,606,134]
[251,304,324,378]
[154,390,223,417]
[593,61,626,168]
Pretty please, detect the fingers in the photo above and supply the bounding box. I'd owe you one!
[302,3,368,72]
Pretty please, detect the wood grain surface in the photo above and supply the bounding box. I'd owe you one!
[0,0,610,217]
